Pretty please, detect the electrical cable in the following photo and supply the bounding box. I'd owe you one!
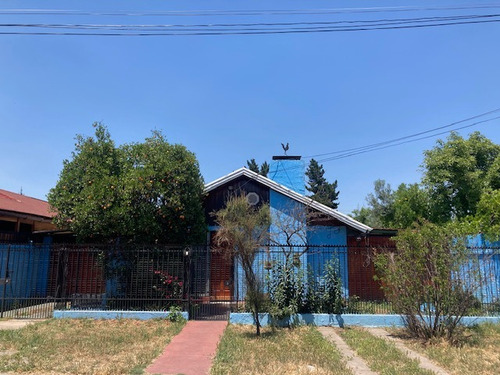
[304,107,500,159]
[1,18,499,36]
[2,4,500,17]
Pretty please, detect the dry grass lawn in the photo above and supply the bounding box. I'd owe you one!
[396,323,500,375]
[211,325,351,375]
[0,318,184,375]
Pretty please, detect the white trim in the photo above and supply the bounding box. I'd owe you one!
[204,168,372,233]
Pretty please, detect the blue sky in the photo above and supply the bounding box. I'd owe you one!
[1,0,499,214]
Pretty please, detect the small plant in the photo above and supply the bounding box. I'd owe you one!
[168,305,185,322]
[267,257,344,321]
[267,259,306,321]
[320,258,344,314]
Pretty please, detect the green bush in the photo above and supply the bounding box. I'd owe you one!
[375,221,483,343]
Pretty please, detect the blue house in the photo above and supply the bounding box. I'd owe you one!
[203,155,394,302]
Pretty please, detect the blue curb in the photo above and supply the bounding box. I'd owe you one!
[229,313,500,327]
[53,310,188,320]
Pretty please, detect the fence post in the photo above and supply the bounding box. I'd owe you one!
[1,245,11,318]
[184,247,191,319]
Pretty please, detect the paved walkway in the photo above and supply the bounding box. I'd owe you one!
[0,319,42,330]
[145,320,227,375]
[318,327,378,375]
[367,328,450,375]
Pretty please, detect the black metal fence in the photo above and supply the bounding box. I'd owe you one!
[0,243,499,320]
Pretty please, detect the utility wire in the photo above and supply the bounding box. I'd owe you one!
[1,17,499,36]
[2,13,498,31]
[304,107,500,159]
[2,4,500,17]
[315,115,500,164]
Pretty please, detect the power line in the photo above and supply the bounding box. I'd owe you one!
[2,13,498,31]
[2,4,500,17]
[304,107,500,159]
[1,17,499,36]
[315,116,500,164]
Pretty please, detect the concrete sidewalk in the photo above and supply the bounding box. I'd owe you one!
[0,319,42,330]
[145,320,227,375]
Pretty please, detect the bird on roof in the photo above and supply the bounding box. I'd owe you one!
[281,142,289,155]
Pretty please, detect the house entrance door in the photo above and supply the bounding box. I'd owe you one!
[209,250,232,301]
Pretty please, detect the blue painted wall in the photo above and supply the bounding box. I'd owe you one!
[233,190,350,299]
[269,158,306,195]
[307,226,348,297]
[234,190,309,299]
[465,235,500,304]
[0,242,51,305]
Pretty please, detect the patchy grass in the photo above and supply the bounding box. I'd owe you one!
[339,327,433,375]
[396,323,500,375]
[211,325,351,375]
[0,318,184,374]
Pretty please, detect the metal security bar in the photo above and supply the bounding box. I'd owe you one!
[0,243,498,319]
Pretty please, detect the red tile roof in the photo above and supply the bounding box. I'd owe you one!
[0,189,55,219]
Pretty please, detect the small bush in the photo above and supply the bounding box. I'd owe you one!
[168,305,186,322]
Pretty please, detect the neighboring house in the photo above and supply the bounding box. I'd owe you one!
[203,155,395,301]
[0,189,56,242]
[0,190,56,311]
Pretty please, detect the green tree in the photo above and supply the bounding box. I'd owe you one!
[48,123,126,241]
[305,159,340,209]
[121,131,206,244]
[246,158,269,176]
[422,131,500,222]
[392,183,430,229]
[354,132,500,229]
[48,123,206,244]
[473,189,500,241]
[212,194,270,336]
[486,154,500,190]
[352,179,394,228]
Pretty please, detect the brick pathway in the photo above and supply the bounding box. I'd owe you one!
[145,320,227,375]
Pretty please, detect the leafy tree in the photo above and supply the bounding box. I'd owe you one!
[422,131,500,222]
[212,194,271,336]
[392,183,430,229]
[352,179,394,228]
[375,221,483,343]
[486,154,500,190]
[353,131,500,230]
[48,123,206,244]
[246,158,269,176]
[305,159,340,209]
[120,131,206,244]
[48,123,126,241]
[473,189,500,241]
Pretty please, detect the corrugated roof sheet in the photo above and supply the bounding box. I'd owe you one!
[0,189,55,219]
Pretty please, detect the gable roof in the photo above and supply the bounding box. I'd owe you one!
[0,189,55,219]
[204,168,372,233]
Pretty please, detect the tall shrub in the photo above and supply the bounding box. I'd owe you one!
[212,195,270,336]
[375,222,481,342]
